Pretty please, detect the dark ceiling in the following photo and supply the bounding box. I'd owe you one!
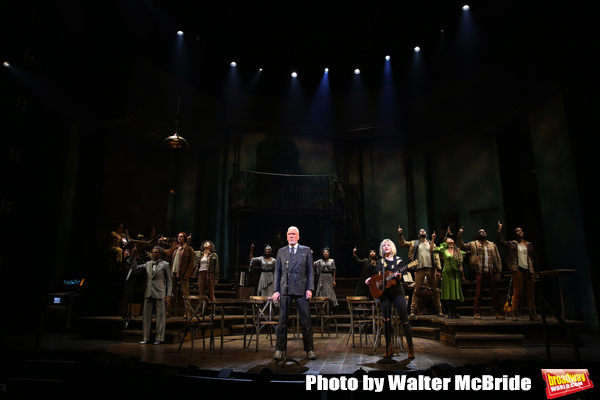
[1,0,595,125]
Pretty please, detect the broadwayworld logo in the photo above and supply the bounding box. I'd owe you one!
[542,369,594,399]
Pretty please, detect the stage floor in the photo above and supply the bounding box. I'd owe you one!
[106,325,599,376]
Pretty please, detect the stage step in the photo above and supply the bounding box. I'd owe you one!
[412,326,440,340]
[452,332,524,347]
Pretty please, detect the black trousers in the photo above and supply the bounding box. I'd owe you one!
[380,295,413,346]
[276,295,314,352]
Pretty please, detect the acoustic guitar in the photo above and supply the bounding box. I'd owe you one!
[369,260,419,299]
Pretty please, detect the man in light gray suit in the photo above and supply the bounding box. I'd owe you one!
[272,226,315,360]
[133,245,172,344]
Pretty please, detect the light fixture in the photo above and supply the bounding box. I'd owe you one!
[385,55,390,60]
[177,30,184,36]
[164,96,189,149]
[462,5,470,11]
[414,46,421,53]
[231,61,237,67]
[354,69,360,75]
[291,72,298,78]
[3,61,10,68]
[164,35,189,149]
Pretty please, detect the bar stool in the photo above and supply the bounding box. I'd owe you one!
[345,296,376,348]
[178,295,214,354]
[247,296,278,352]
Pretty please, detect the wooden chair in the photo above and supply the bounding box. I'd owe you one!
[345,296,376,348]
[178,295,214,354]
[247,296,278,352]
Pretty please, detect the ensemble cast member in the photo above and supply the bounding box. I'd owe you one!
[365,238,415,360]
[272,226,316,361]
[398,226,444,317]
[249,243,276,296]
[109,223,129,265]
[413,276,434,315]
[431,231,465,318]
[352,247,378,297]
[314,246,338,310]
[132,245,172,344]
[497,222,541,321]
[165,232,195,316]
[457,226,505,319]
[196,240,219,302]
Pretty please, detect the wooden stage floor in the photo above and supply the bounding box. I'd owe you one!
[2,320,599,400]
[107,315,598,376]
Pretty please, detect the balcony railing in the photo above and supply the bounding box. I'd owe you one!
[228,171,360,219]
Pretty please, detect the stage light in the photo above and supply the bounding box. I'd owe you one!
[324,68,329,73]
[177,30,184,36]
[164,97,189,149]
[3,61,9,68]
[462,5,470,11]
[414,46,421,52]
[259,68,263,71]
[291,72,297,78]
[385,55,390,60]
[230,61,237,67]
[354,69,360,75]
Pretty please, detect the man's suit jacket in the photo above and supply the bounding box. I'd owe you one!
[274,244,314,296]
[137,259,172,299]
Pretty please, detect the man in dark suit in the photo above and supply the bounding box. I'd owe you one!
[272,226,315,360]
[133,245,172,344]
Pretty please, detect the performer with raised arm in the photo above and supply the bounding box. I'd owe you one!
[431,230,465,318]
[365,238,415,361]
[272,226,316,362]
[398,225,444,317]
[352,247,378,297]
[497,222,541,321]
[457,226,505,319]
[249,243,276,296]
[131,245,172,344]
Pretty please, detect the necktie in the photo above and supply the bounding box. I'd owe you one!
[152,262,157,272]
[289,246,295,259]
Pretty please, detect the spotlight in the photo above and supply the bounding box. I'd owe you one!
[3,61,10,68]
[354,69,360,75]
[324,68,329,73]
[414,46,421,53]
[462,5,470,11]
[177,30,184,36]
[291,72,297,78]
[230,61,237,67]
[385,55,390,60]
[259,68,263,72]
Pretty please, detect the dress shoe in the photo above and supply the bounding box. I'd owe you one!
[496,313,506,320]
[153,341,163,345]
[474,313,481,319]
[273,350,283,360]
[529,314,540,321]
[408,312,416,318]
[307,351,317,360]
[437,311,444,317]
[139,341,151,344]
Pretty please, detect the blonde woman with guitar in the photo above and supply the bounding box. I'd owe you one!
[365,238,416,360]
